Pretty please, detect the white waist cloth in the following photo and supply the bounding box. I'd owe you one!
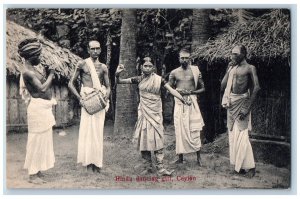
[174,95,204,154]
[24,127,55,175]
[77,87,106,167]
[24,97,56,175]
[27,98,57,133]
[229,122,255,172]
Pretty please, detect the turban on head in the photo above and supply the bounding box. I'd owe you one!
[18,38,42,59]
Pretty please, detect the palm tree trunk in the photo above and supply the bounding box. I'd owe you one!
[113,9,138,135]
[191,9,213,143]
[191,9,210,51]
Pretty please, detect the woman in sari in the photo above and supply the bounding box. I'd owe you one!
[115,58,190,176]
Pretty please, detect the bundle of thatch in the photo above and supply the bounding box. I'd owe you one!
[6,20,82,80]
[192,9,290,64]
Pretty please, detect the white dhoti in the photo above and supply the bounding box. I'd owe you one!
[229,122,255,172]
[24,98,56,175]
[77,87,106,168]
[174,95,205,154]
[225,92,255,172]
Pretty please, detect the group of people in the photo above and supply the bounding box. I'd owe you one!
[17,38,260,184]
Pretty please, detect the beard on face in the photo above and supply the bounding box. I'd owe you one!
[230,60,238,65]
[181,61,189,68]
[231,56,243,65]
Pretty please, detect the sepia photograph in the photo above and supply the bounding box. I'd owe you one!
[5,7,291,190]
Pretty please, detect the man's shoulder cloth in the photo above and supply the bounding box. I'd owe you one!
[191,65,200,71]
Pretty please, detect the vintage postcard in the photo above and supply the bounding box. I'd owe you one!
[5,6,291,190]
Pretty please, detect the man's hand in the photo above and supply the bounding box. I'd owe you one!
[238,109,249,120]
[136,57,140,64]
[46,69,55,80]
[116,64,125,75]
[50,69,56,79]
[183,98,192,106]
[79,97,85,107]
[183,90,192,95]
[104,94,109,101]
[177,89,191,96]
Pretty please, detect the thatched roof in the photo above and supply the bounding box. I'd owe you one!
[191,9,291,64]
[6,20,82,79]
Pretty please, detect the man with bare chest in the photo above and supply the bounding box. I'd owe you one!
[68,40,111,173]
[18,38,56,184]
[221,45,260,178]
[168,49,205,167]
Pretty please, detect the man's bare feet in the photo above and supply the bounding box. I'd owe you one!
[229,170,239,175]
[196,151,202,167]
[239,169,247,175]
[28,174,46,184]
[37,171,45,178]
[92,165,101,173]
[87,164,93,172]
[244,168,256,178]
[197,160,203,167]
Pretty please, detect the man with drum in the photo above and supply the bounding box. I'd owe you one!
[68,40,111,173]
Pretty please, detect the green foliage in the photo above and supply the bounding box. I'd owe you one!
[8,8,285,67]
[7,8,122,58]
[136,9,193,61]
[131,9,194,74]
[7,8,211,64]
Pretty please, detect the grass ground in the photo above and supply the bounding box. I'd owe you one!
[6,120,290,189]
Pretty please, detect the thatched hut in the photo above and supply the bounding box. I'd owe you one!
[191,9,291,167]
[6,20,82,132]
[192,9,290,64]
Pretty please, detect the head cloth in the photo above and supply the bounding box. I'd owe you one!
[18,38,42,59]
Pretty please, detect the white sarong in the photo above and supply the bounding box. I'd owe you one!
[229,122,255,172]
[77,87,105,168]
[24,97,56,175]
[174,95,204,154]
[76,58,108,167]
[221,65,255,172]
[226,92,255,172]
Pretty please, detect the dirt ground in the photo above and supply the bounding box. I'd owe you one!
[6,120,290,189]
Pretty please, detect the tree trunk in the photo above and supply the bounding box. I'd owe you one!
[191,9,210,51]
[191,9,216,143]
[113,9,138,135]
